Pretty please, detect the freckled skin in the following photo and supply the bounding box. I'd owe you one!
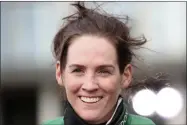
[56,35,132,124]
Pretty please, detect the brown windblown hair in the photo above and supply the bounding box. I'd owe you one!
[53,2,146,74]
[52,2,170,103]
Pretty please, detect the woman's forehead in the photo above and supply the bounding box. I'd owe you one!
[66,35,118,65]
[69,35,115,50]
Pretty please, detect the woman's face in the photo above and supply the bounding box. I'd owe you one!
[56,35,132,124]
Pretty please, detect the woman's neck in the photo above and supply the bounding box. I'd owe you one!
[86,103,117,125]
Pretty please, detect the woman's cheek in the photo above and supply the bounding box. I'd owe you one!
[64,75,82,93]
[98,78,121,93]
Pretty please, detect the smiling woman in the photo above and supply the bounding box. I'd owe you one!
[42,2,156,125]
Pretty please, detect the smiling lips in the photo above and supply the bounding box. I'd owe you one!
[80,96,102,103]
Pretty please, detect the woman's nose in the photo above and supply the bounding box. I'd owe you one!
[81,74,99,92]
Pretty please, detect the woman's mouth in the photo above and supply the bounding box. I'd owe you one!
[80,96,103,103]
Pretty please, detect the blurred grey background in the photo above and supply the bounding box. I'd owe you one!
[1,2,186,125]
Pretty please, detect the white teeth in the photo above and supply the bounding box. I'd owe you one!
[80,96,101,103]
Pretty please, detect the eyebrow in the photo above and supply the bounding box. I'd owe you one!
[68,64,115,69]
[68,64,85,69]
[97,65,115,69]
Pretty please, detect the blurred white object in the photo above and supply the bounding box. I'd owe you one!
[156,87,183,118]
[132,89,157,116]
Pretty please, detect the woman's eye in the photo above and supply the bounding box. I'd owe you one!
[72,68,83,73]
[98,70,111,76]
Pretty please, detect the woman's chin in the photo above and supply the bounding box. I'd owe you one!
[78,110,102,123]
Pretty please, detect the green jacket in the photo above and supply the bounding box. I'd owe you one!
[43,114,155,125]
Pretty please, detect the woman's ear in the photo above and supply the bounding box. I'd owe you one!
[121,64,132,89]
[56,61,63,86]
